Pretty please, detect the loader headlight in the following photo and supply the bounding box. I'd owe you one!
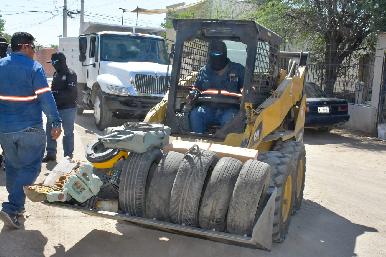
[107,85,131,96]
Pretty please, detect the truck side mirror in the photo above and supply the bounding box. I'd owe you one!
[89,36,96,58]
[79,36,87,62]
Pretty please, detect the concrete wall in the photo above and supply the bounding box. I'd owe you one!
[344,104,378,134]
[345,33,386,135]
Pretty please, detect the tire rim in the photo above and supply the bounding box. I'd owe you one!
[281,175,292,223]
[94,95,101,124]
[296,158,305,198]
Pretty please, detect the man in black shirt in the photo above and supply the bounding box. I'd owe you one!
[43,52,77,162]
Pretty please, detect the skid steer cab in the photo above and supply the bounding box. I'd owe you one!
[27,19,308,251]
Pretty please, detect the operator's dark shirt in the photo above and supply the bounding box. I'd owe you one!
[194,60,245,93]
[51,68,77,110]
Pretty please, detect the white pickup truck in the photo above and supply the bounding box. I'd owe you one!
[59,29,170,130]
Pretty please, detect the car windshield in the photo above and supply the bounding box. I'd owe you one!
[100,35,168,64]
[305,82,328,98]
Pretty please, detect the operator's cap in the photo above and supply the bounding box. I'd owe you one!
[208,40,227,55]
[47,52,66,64]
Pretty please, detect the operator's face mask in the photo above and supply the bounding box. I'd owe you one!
[208,50,228,71]
[51,58,66,72]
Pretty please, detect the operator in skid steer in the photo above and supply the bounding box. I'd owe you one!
[188,40,245,134]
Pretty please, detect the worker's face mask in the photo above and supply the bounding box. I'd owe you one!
[51,58,66,72]
[208,51,228,71]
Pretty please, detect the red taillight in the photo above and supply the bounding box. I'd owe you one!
[338,105,348,112]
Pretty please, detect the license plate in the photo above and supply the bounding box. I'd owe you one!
[318,106,330,113]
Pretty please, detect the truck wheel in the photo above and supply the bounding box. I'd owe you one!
[118,148,162,217]
[145,151,184,221]
[273,141,306,211]
[226,160,271,236]
[93,87,112,130]
[199,157,242,232]
[169,146,218,227]
[258,151,296,243]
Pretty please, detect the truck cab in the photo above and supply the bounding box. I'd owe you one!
[60,29,170,130]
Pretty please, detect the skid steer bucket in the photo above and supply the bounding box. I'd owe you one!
[47,187,276,250]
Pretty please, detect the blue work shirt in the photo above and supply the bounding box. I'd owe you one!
[0,52,61,133]
[194,60,245,93]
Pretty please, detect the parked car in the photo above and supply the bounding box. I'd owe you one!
[305,82,350,131]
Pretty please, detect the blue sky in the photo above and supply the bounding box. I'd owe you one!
[1,0,198,46]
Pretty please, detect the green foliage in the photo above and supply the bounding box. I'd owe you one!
[162,1,211,29]
[246,0,386,95]
[0,15,11,42]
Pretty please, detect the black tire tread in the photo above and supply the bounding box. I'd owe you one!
[258,151,295,242]
[169,147,218,227]
[145,151,185,221]
[226,160,271,236]
[118,148,162,216]
[198,157,243,232]
[273,141,306,210]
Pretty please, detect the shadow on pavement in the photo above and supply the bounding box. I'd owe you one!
[304,129,386,152]
[0,227,47,257]
[48,200,377,257]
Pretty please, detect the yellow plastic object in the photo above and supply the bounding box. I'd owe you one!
[91,151,128,169]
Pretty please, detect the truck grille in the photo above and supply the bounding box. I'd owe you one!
[134,74,168,95]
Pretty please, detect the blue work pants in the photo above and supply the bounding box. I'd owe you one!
[190,105,238,134]
[0,127,45,215]
[46,107,76,158]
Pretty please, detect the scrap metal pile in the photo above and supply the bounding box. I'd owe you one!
[26,122,276,249]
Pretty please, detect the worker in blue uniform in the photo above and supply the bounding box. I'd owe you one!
[0,32,62,228]
[189,40,245,134]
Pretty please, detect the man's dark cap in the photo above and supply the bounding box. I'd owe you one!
[0,37,7,43]
[208,40,227,54]
[48,52,66,63]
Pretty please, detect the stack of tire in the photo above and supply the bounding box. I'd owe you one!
[117,143,302,240]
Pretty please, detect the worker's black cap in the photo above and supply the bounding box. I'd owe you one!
[48,52,66,63]
[208,40,227,55]
[0,36,7,43]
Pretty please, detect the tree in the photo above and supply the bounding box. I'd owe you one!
[0,15,11,42]
[247,0,386,95]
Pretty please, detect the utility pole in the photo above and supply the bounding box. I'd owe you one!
[119,8,126,26]
[79,0,84,34]
[63,0,67,37]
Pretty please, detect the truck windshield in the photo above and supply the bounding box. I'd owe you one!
[100,35,168,64]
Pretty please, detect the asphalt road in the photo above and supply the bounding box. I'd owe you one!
[0,113,385,257]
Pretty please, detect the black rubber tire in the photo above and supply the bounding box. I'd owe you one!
[258,151,296,243]
[145,151,185,221]
[169,146,218,227]
[226,160,271,236]
[274,141,306,211]
[198,157,243,232]
[86,140,120,163]
[93,87,112,131]
[119,148,162,217]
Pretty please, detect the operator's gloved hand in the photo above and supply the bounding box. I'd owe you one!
[186,88,200,105]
